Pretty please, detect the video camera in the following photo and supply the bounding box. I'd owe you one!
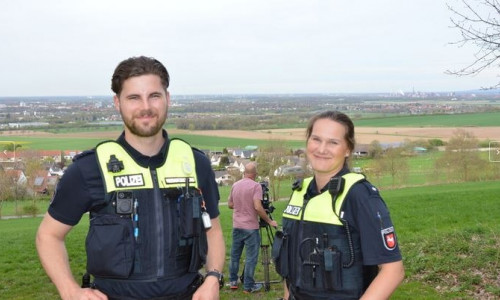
[259,181,275,227]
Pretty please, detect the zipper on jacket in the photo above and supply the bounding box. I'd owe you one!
[296,194,311,285]
[151,169,165,278]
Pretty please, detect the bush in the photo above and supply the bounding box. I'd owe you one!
[478,139,493,148]
[22,204,39,216]
[428,138,444,147]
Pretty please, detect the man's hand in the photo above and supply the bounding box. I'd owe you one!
[191,277,219,300]
[64,287,108,300]
[269,220,278,228]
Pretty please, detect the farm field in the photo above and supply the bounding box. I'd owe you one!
[1,125,499,151]
[0,181,499,299]
[1,111,499,149]
[352,111,500,127]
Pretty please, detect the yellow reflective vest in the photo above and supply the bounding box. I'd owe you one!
[85,139,207,281]
[276,173,370,298]
[283,173,365,224]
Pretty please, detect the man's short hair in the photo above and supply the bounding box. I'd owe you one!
[111,56,170,95]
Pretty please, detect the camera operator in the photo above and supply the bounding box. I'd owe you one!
[228,162,278,293]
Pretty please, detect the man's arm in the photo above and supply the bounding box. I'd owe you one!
[192,217,225,300]
[253,198,278,228]
[228,193,234,209]
[36,213,107,300]
[361,260,404,300]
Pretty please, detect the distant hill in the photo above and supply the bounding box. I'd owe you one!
[1,89,500,103]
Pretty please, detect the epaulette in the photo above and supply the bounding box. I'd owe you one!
[359,180,380,196]
[72,149,95,162]
[191,147,205,156]
[292,178,304,191]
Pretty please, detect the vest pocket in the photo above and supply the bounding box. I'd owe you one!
[297,239,343,291]
[86,214,134,278]
[272,230,289,277]
[178,193,202,239]
[322,247,342,290]
[188,229,207,272]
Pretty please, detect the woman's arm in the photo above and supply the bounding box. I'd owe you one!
[361,260,404,300]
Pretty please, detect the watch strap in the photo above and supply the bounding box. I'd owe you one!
[205,270,223,289]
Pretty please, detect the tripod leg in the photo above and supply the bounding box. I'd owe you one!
[262,245,270,291]
[239,264,245,284]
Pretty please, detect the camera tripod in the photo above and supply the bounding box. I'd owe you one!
[239,215,282,291]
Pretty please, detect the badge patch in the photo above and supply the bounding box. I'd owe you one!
[283,205,301,216]
[165,177,195,185]
[182,161,193,175]
[381,226,397,250]
[114,174,145,188]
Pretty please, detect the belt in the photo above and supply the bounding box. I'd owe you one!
[106,274,204,300]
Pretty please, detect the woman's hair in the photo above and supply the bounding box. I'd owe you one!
[111,56,170,95]
[306,110,356,154]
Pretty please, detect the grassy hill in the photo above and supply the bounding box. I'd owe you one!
[0,181,498,299]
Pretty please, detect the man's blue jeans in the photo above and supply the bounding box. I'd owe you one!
[229,228,260,290]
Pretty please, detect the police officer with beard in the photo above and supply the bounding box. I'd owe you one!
[36,56,225,300]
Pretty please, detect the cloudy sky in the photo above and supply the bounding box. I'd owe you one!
[0,0,497,97]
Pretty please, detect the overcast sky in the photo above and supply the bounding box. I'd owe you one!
[0,0,498,97]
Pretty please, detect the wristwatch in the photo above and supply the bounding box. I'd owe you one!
[205,269,224,289]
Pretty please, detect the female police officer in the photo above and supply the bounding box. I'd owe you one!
[273,111,404,299]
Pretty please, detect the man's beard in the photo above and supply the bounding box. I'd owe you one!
[122,109,167,137]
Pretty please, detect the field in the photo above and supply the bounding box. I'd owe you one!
[1,112,500,150]
[1,125,500,151]
[352,111,500,127]
[0,181,499,299]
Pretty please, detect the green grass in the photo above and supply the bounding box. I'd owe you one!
[0,133,303,152]
[0,136,108,151]
[169,134,303,152]
[353,111,500,127]
[1,181,499,299]
[351,152,444,187]
[0,198,50,217]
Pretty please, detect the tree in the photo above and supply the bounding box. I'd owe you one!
[447,0,500,87]
[20,150,44,204]
[254,140,291,202]
[2,143,22,152]
[435,129,487,181]
[0,169,14,219]
[218,155,230,168]
[374,147,410,187]
[368,140,384,159]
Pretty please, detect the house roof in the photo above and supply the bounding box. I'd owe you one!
[354,144,370,152]
[0,150,16,160]
[5,169,24,180]
[0,150,82,161]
